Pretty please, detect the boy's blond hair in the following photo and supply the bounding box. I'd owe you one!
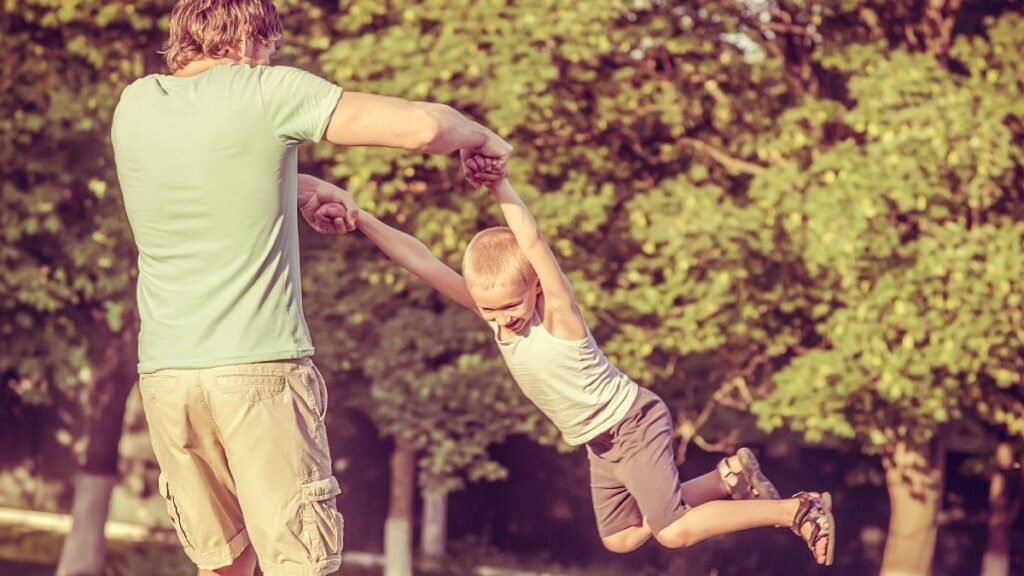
[161,0,283,72]
[463,227,537,290]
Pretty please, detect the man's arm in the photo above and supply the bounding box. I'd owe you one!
[487,178,587,340]
[357,211,479,313]
[325,93,511,174]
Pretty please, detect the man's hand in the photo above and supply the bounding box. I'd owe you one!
[463,153,508,189]
[460,127,512,188]
[297,174,359,234]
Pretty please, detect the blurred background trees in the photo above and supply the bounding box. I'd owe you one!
[2,1,1024,575]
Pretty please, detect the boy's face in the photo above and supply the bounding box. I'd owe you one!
[469,279,541,335]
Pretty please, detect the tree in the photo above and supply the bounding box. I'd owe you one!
[746,8,1024,575]
[1,2,166,573]
[7,1,1024,574]
[981,441,1019,576]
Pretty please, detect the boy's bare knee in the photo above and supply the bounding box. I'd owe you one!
[655,526,697,549]
[601,538,637,554]
[601,534,644,554]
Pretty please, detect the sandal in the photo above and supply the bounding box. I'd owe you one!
[718,447,782,500]
[790,491,835,566]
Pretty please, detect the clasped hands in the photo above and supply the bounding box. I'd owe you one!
[298,141,511,235]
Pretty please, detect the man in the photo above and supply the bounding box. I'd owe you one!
[111,1,511,575]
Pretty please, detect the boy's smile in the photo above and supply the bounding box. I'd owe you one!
[468,279,541,337]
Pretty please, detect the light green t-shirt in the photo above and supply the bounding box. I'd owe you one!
[112,64,343,373]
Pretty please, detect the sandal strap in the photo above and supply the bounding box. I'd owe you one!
[718,458,738,491]
[791,492,832,549]
[718,456,756,500]
[789,492,818,538]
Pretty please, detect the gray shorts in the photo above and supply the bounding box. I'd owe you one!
[586,386,689,537]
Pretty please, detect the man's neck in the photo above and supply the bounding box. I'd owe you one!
[173,57,238,78]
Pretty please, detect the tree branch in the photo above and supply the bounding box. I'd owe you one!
[678,137,767,175]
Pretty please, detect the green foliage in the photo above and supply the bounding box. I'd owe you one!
[752,13,1024,453]
[0,1,166,398]
[6,0,1024,496]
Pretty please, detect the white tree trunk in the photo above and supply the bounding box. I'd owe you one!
[980,442,1014,576]
[419,488,448,567]
[384,436,415,576]
[880,436,945,576]
[55,473,117,576]
[56,322,136,576]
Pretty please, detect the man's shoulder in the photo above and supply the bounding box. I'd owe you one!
[120,73,156,94]
[113,75,157,122]
[115,74,167,106]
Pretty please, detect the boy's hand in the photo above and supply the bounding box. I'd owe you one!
[297,174,360,234]
[462,153,507,189]
[459,126,512,179]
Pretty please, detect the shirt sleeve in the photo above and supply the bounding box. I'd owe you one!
[258,65,343,145]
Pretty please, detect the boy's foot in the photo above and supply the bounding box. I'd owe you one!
[789,491,835,566]
[718,447,782,500]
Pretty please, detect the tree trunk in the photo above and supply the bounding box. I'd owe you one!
[384,436,415,576]
[980,442,1015,576]
[56,322,136,576]
[56,474,117,576]
[880,435,946,576]
[419,488,448,568]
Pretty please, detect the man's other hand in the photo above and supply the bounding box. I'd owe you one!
[297,174,360,234]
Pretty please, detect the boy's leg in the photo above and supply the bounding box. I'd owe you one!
[588,387,687,553]
[587,442,653,553]
[654,494,834,565]
[678,470,730,506]
[609,388,833,564]
[677,448,779,506]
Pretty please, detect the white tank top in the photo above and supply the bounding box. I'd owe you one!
[490,313,639,445]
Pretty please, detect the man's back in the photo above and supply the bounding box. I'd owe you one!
[113,63,342,372]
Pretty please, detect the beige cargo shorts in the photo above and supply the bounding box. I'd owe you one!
[139,357,343,576]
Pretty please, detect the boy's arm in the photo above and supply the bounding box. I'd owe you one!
[488,179,588,340]
[298,174,477,311]
[357,212,480,314]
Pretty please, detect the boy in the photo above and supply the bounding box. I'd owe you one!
[300,174,835,565]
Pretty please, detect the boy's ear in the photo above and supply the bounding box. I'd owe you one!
[534,278,542,294]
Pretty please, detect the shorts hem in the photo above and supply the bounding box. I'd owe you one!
[596,512,645,538]
[185,528,251,570]
[647,504,691,536]
[260,556,342,576]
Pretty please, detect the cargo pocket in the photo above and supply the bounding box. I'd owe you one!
[158,474,194,552]
[300,476,344,561]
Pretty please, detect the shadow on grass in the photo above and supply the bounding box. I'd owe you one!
[0,524,618,576]
[0,523,397,576]
[0,523,194,576]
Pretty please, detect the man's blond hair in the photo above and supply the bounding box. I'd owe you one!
[463,227,537,290]
[161,0,283,72]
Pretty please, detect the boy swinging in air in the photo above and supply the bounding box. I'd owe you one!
[299,164,835,565]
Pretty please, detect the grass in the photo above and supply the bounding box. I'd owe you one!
[0,523,602,576]
[0,523,195,576]
[0,524,382,576]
